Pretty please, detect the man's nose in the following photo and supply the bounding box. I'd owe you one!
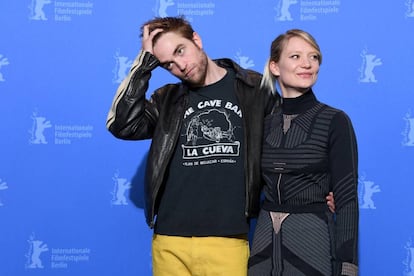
[175,59,186,71]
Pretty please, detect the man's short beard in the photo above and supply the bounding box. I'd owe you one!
[184,50,208,88]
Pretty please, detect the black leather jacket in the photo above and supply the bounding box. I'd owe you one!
[107,50,276,228]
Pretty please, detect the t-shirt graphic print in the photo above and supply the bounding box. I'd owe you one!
[154,69,248,236]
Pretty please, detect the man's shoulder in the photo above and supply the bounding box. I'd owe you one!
[156,82,182,92]
[214,58,260,74]
[214,58,262,85]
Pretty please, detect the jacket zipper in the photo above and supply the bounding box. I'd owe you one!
[277,173,283,205]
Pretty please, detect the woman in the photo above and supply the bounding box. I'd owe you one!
[248,29,359,276]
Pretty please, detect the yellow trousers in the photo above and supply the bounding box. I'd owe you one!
[152,234,249,276]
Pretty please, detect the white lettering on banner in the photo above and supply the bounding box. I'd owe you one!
[50,247,91,269]
[54,124,94,145]
[300,0,340,6]
[176,2,216,17]
[54,2,94,8]
[299,0,341,20]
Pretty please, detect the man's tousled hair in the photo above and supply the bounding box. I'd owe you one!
[140,15,195,45]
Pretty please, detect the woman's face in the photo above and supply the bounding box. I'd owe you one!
[270,36,320,98]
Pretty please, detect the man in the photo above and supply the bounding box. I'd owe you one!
[107,16,333,276]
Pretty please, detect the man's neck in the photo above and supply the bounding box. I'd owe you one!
[203,58,227,86]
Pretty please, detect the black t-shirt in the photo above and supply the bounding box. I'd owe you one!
[154,69,248,236]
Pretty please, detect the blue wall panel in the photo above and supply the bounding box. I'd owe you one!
[1,0,414,275]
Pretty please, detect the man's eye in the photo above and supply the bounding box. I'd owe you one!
[178,48,184,55]
[163,62,173,70]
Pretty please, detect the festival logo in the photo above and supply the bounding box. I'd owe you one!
[113,51,133,84]
[54,124,94,145]
[111,171,131,206]
[25,233,92,269]
[402,109,414,146]
[28,0,52,21]
[25,233,49,269]
[153,0,175,17]
[235,50,255,69]
[0,178,8,207]
[275,0,298,21]
[28,0,94,22]
[28,110,94,145]
[0,54,10,82]
[358,174,380,210]
[358,48,382,83]
[29,111,52,145]
[406,0,414,17]
[404,237,414,276]
[273,0,341,22]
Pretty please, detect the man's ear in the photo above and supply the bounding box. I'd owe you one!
[269,60,280,77]
[192,32,203,49]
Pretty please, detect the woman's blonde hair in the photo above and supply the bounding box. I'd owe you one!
[261,29,322,94]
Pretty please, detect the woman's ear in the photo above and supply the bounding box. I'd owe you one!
[269,60,280,77]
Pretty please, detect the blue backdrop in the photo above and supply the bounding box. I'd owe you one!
[1,0,414,275]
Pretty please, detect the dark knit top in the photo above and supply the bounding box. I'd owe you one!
[261,90,359,272]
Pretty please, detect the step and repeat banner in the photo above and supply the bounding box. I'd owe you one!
[1,0,414,275]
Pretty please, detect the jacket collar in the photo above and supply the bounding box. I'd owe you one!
[214,58,256,87]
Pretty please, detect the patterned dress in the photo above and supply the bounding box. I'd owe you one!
[248,91,359,276]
